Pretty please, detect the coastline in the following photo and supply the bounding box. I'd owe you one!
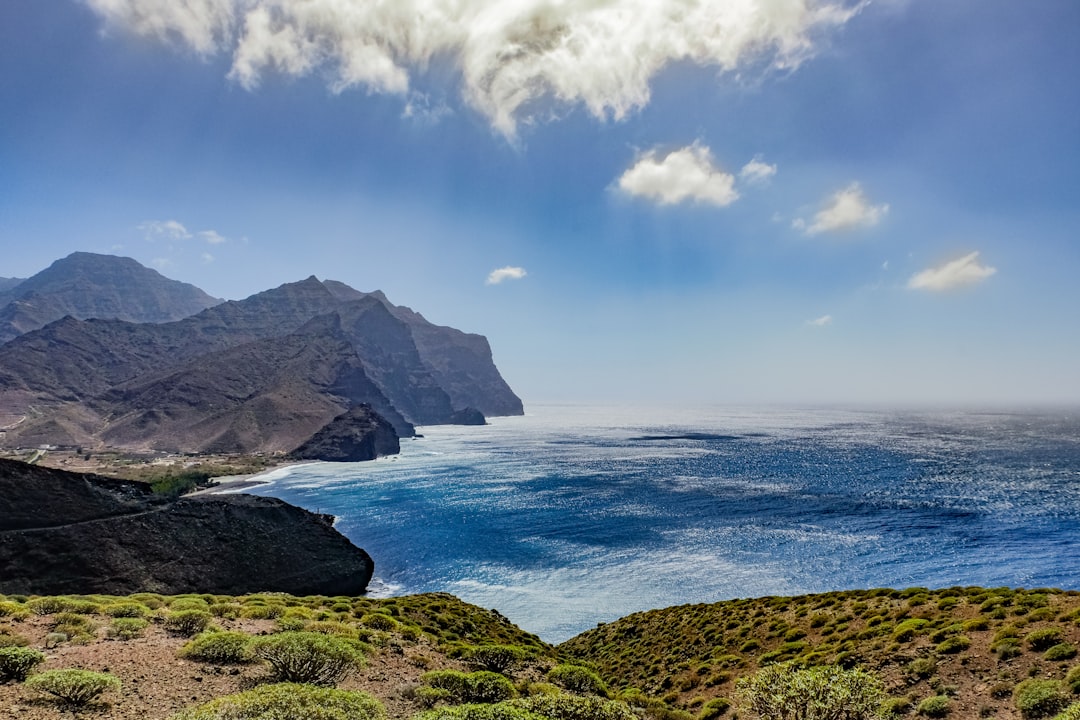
[194,461,318,495]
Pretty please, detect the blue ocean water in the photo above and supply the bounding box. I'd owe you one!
[240,405,1080,643]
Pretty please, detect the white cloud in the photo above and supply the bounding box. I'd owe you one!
[198,230,227,244]
[138,219,191,241]
[907,252,997,291]
[486,266,527,285]
[795,183,889,235]
[619,144,738,206]
[201,252,215,264]
[807,314,833,327]
[740,157,777,184]
[86,0,865,137]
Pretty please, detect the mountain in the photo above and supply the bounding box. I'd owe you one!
[0,252,221,345]
[0,260,522,454]
[0,278,23,294]
[0,458,374,596]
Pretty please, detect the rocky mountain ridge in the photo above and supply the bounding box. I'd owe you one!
[0,252,221,344]
[0,254,522,456]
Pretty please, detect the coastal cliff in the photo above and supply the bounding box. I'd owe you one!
[0,458,373,596]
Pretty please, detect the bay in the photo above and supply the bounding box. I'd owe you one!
[240,405,1080,643]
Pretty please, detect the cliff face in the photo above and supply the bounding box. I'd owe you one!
[0,268,522,455]
[291,404,400,462]
[0,459,374,596]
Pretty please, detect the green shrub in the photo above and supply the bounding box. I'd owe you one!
[421,670,517,704]
[736,663,884,720]
[1065,666,1080,693]
[360,613,399,631]
[935,635,971,654]
[698,697,731,719]
[105,602,150,618]
[109,617,149,640]
[1028,629,1065,652]
[917,695,951,717]
[250,632,365,685]
[179,631,254,664]
[907,657,937,678]
[0,601,29,620]
[880,696,912,716]
[208,602,242,619]
[412,694,637,720]
[1046,644,1079,662]
[164,610,212,637]
[26,596,71,615]
[547,664,608,697]
[892,619,929,643]
[170,682,385,720]
[1054,703,1080,720]
[0,632,29,648]
[24,669,121,706]
[468,645,529,673]
[1015,679,1070,719]
[994,638,1024,660]
[514,693,637,720]
[170,597,211,612]
[0,646,45,681]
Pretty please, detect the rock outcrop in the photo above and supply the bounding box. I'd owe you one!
[0,459,374,596]
[291,404,400,462]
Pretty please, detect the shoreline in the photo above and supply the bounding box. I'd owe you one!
[193,461,318,495]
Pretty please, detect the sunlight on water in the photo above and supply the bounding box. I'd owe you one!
[242,404,1080,642]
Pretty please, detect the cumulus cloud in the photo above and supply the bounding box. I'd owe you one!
[486,266,527,285]
[201,252,215,263]
[619,144,738,206]
[740,157,777,184]
[139,219,191,241]
[807,314,833,327]
[907,252,997,291]
[85,0,865,136]
[199,229,228,244]
[794,183,889,235]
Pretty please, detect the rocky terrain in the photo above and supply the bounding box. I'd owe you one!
[0,254,522,455]
[291,404,401,462]
[0,252,220,345]
[0,459,373,596]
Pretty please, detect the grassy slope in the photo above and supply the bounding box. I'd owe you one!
[558,586,1080,718]
[5,587,1080,719]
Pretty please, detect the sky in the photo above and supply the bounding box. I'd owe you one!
[1,1,1078,408]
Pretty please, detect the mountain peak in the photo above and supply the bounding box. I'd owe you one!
[0,252,221,345]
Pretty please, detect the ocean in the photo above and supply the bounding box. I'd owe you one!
[239,405,1080,643]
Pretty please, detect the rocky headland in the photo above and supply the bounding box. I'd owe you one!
[0,458,373,596]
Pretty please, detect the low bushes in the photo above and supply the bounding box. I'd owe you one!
[164,610,213,637]
[249,631,365,685]
[179,631,254,664]
[468,645,529,673]
[109,617,149,640]
[170,682,385,720]
[24,669,121,706]
[1015,679,1070,719]
[917,695,951,717]
[420,670,517,704]
[0,646,45,681]
[412,693,637,720]
[736,663,884,720]
[546,664,609,697]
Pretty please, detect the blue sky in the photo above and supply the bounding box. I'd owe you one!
[2,1,1078,407]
